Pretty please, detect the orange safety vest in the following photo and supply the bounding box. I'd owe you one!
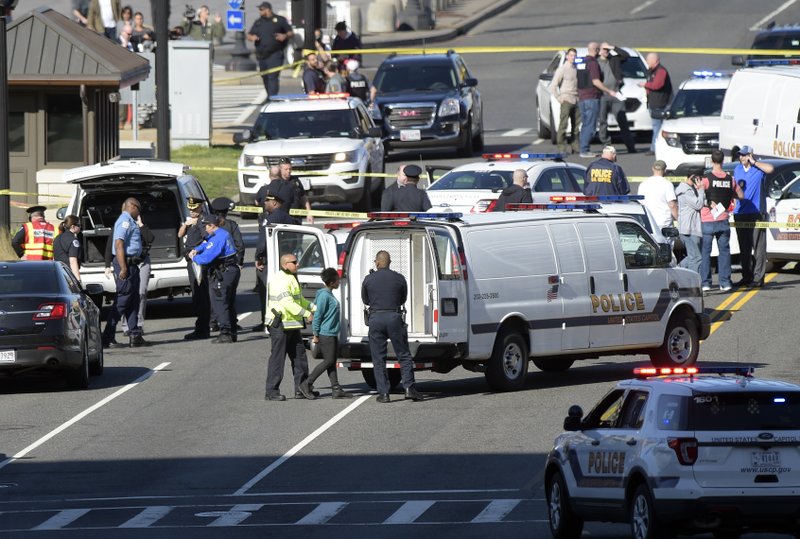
[21,221,57,260]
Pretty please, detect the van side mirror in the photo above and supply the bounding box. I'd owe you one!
[657,243,673,265]
[463,78,478,87]
[769,187,783,199]
[650,108,670,120]
[233,129,252,144]
[564,405,584,431]
[731,55,745,66]
[56,207,67,220]
[83,283,105,296]
[660,226,679,239]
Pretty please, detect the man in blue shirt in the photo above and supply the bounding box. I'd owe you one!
[190,214,240,343]
[733,145,774,288]
[102,198,146,348]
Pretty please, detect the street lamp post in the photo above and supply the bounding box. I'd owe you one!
[0,0,19,232]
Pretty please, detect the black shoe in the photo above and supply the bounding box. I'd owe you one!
[308,384,321,398]
[749,280,764,288]
[265,393,286,401]
[184,331,210,341]
[404,385,424,401]
[252,323,265,332]
[231,333,238,343]
[123,330,130,337]
[734,279,752,287]
[130,335,147,348]
[331,386,353,399]
[236,324,244,331]
[103,339,126,349]
[212,333,233,343]
[297,381,317,400]
[210,322,220,332]
[376,394,390,403]
[627,147,637,154]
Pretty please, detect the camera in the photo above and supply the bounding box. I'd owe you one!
[184,4,196,20]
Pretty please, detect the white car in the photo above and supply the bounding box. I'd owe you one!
[425,153,585,213]
[545,366,800,539]
[767,174,800,271]
[235,94,385,214]
[536,48,652,144]
[655,71,732,173]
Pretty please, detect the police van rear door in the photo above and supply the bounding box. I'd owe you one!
[264,224,339,305]
[427,225,468,344]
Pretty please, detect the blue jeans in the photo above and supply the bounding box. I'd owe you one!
[701,220,732,288]
[579,98,600,153]
[679,234,702,275]
[650,116,663,152]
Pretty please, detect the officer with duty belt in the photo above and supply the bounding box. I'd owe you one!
[189,214,240,344]
[211,197,245,333]
[361,250,424,403]
[180,197,211,340]
[384,164,431,212]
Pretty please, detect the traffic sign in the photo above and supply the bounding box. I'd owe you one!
[226,10,244,31]
[227,0,243,9]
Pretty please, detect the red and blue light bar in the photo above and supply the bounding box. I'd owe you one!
[506,203,602,211]
[272,92,351,101]
[482,152,566,161]
[367,212,463,220]
[549,195,645,203]
[633,366,754,378]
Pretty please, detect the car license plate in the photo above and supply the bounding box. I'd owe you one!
[752,451,781,467]
[0,350,16,363]
[400,129,421,142]
[299,177,312,190]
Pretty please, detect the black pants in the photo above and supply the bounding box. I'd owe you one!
[188,264,210,334]
[598,95,636,152]
[307,335,339,387]
[265,323,309,396]
[735,213,767,284]
[367,311,415,395]
[102,260,141,343]
[256,269,267,324]
[209,265,240,335]
[258,50,285,98]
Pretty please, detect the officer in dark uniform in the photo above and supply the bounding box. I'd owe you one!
[387,164,431,212]
[180,197,212,340]
[246,1,293,99]
[254,191,299,331]
[361,250,423,403]
[583,146,630,196]
[189,214,240,344]
[53,214,83,281]
[211,198,245,335]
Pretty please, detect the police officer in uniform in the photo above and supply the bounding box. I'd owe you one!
[344,59,369,102]
[386,164,431,212]
[54,215,82,281]
[246,2,293,99]
[361,250,424,403]
[583,146,630,196]
[180,197,212,340]
[254,191,299,331]
[211,197,245,334]
[189,214,240,344]
[102,198,146,348]
[12,205,56,260]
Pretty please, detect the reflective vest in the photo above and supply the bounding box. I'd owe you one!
[267,269,315,330]
[21,221,56,260]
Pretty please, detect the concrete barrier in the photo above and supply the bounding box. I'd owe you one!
[376,0,403,22]
[350,5,362,37]
[367,3,397,33]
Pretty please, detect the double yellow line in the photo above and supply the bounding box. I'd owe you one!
[704,273,777,338]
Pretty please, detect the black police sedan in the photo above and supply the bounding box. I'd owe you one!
[0,261,104,389]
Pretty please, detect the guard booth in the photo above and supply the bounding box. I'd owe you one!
[6,7,150,228]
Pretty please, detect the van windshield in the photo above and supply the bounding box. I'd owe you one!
[669,88,726,118]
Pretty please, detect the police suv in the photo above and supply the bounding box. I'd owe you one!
[545,366,800,539]
[260,208,709,392]
[234,93,385,214]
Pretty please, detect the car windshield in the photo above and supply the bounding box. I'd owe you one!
[669,88,726,118]
[373,64,457,93]
[750,32,800,60]
[621,56,647,78]
[429,170,513,191]
[252,110,358,140]
[0,267,60,294]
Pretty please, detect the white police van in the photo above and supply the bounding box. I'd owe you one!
[545,366,800,539]
[261,208,710,392]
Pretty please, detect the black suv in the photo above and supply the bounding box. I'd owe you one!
[732,23,800,66]
[370,51,483,157]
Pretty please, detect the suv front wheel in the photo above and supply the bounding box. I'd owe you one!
[457,118,474,158]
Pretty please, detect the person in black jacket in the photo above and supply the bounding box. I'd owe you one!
[493,169,533,211]
[640,52,673,154]
[597,43,636,153]
[54,215,83,281]
[385,164,431,212]
[211,198,245,340]
[180,197,212,340]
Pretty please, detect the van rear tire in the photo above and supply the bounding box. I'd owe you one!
[362,368,402,391]
[485,329,528,391]
[649,315,699,368]
[532,357,574,372]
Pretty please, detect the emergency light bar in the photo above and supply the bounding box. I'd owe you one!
[548,195,644,203]
[633,366,755,378]
[367,211,463,220]
[481,152,566,161]
[271,92,351,101]
[323,222,363,230]
[745,58,800,66]
[506,203,602,211]
[691,70,731,78]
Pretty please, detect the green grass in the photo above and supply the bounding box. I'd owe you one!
[172,146,242,201]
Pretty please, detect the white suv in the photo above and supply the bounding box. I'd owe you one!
[235,94,385,214]
[655,71,732,173]
[545,366,800,539]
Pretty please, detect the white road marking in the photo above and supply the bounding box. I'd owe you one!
[207,504,263,526]
[631,0,658,14]
[501,128,533,137]
[531,138,546,145]
[383,500,435,524]
[233,395,371,496]
[32,509,91,530]
[119,506,174,528]
[295,502,348,524]
[750,0,799,30]
[0,363,170,472]
[237,311,255,322]
[471,499,521,523]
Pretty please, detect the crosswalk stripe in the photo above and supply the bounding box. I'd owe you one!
[383,500,435,524]
[32,509,91,530]
[119,506,174,528]
[501,128,533,137]
[295,502,348,524]
[470,499,521,523]
[208,504,264,527]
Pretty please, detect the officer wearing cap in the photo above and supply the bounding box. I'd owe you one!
[189,214,240,343]
[246,2,293,99]
[254,190,299,331]
[53,214,82,281]
[180,197,212,340]
[362,250,423,403]
[210,197,245,336]
[385,164,431,212]
[12,205,57,260]
[102,198,146,348]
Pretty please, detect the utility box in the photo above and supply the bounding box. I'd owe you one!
[168,41,212,148]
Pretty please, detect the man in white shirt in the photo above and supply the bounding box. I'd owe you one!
[638,159,678,231]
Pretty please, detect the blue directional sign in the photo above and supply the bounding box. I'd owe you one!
[226,10,244,31]
[228,0,243,9]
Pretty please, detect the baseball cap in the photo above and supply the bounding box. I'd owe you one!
[739,145,754,155]
[263,191,285,204]
[652,160,667,171]
[211,197,235,213]
[257,2,272,9]
[201,214,221,226]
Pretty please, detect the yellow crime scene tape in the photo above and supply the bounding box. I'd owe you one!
[191,166,403,179]
[316,46,800,56]
[233,205,368,218]
[730,221,800,229]
[0,189,71,199]
[215,60,304,85]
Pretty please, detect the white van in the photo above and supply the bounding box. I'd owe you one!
[719,64,800,158]
[263,211,710,392]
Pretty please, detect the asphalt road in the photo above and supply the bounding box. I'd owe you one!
[4,1,800,538]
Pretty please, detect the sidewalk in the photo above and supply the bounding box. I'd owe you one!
[119,0,520,147]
